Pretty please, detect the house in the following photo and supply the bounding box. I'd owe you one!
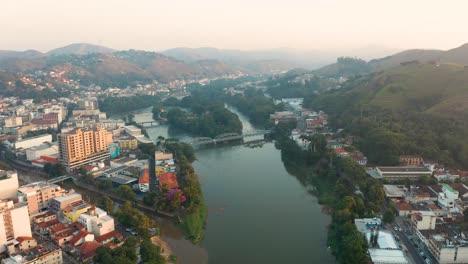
[68,230,94,247]
[78,241,101,261]
[349,151,367,166]
[434,170,460,182]
[334,148,349,157]
[95,230,124,245]
[438,184,459,209]
[395,202,414,217]
[450,183,468,198]
[411,211,436,230]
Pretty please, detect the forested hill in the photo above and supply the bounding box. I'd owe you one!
[314,42,468,78]
[306,62,468,169]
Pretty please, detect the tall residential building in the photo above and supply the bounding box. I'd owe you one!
[58,127,112,171]
[78,99,98,110]
[17,182,67,216]
[0,200,32,253]
[0,171,19,200]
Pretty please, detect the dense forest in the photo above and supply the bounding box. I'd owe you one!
[166,100,242,138]
[99,95,161,115]
[226,88,278,128]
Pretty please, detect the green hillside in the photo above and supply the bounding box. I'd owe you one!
[306,62,468,169]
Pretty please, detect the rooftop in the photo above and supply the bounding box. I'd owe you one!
[368,249,408,264]
[53,193,81,203]
[377,166,431,173]
[103,165,128,175]
[108,174,137,185]
[442,183,458,194]
[383,185,407,198]
[366,231,399,249]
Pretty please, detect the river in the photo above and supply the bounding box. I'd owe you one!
[130,107,334,264]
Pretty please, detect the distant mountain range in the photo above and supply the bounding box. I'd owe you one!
[1,42,467,87]
[47,43,116,56]
[0,43,310,86]
[314,43,468,77]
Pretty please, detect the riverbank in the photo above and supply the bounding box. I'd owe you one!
[182,197,207,244]
[273,129,386,263]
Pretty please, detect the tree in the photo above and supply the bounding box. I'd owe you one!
[383,208,395,223]
[140,239,165,264]
[97,179,112,190]
[117,185,136,201]
[100,196,114,215]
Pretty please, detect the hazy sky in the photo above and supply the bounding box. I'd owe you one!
[2,0,467,52]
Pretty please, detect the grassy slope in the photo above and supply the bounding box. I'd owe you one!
[183,198,207,244]
[344,63,468,117]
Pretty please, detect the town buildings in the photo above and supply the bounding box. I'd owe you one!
[17,182,68,216]
[57,127,112,171]
[0,200,32,253]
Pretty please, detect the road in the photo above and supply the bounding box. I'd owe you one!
[392,218,435,264]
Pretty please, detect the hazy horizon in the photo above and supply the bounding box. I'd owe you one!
[2,0,468,53]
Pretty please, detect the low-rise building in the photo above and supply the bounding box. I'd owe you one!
[399,155,423,166]
[438,184,459,209]
[78,207,114,237]
[115,137,138,150]
[411,211,436,230]
[14,134,52,150]
[110,157,137,168]
[2,242,63,264]
[25,142,58,161]
[62,200,90,223]
[50,193,82,212]
[369,166,432,180]
[354,218,408,264]
[17,182,67,216]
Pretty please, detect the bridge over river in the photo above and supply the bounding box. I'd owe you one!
[190,129,272,146]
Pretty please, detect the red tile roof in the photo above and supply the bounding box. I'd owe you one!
[395,202,414,211]
[36,219,60,229]
[334,148,348,154]
[31,119,57,125]
[451,183,468,196]
[95,231,124,244]
[16,236,35,243]
[159,172,178,189]
[79,241,101,259]
[69,230,91,246]
[139,168,150,184]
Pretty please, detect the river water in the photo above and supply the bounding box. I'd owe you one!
[131,107,334,264]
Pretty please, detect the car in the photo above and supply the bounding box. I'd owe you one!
[394,227,398,231]
[125,228,132,232]
[131,231,138,235]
